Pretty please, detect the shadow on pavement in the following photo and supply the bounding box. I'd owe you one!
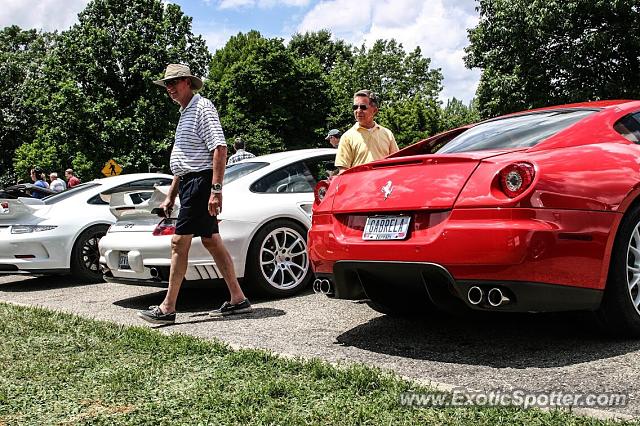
[113,287,285,315]
[148,308,286,328]
[0,275,101,292]
[336,310,640,369]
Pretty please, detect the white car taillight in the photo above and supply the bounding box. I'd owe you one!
[499,162,535,198]
[152,218,176,236]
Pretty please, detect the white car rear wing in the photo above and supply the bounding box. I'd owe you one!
[102,186,180,220]
[0,197,45,220]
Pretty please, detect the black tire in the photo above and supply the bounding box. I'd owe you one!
[597,203,640,337]
[71,225,109,282]
[246,219,312,297]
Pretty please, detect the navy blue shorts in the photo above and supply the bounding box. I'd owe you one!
[175,169,219,238]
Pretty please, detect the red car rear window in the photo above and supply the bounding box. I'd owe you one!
[438,109,597,154]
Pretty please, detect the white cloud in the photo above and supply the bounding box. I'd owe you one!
[218,0,310,10]
[0,0,89,32]
[218,0,254,9]
[298,0,481,103]
[298,0,373,43]
[199,25,239,52]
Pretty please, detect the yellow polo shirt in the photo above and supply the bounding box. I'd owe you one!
[335,122,399,169]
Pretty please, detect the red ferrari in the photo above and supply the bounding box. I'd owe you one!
[309,100,640,336]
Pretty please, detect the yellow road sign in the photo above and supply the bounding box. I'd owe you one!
[102,159,123,176]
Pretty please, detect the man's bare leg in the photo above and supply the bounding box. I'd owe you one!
[159,234,193,313]
[202,234,246,304]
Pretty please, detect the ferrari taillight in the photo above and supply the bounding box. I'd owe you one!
[499,162,535,198]
[152,218,176,236]
[314,180,330,205]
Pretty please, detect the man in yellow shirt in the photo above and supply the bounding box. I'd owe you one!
[335,89,399,173]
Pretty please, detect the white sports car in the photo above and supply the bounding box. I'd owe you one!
[0,173,173,280]
[98,149,336,296]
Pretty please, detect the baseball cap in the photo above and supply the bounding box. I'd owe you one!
[325,129,342,140]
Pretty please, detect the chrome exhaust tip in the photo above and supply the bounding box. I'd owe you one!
[319,279,332,295]
[467,286,484,305]
[313,278,322,294]
[149,267,159,278]
[487,287,510,307]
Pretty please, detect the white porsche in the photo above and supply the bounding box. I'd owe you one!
[0,173,173,281]
[98,149,336,296]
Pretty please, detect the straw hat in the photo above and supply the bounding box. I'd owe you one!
[153,63,203,91]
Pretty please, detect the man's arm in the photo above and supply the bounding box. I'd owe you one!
[209,145,227,216]
[334,135,351,175]
[160,175,180,217]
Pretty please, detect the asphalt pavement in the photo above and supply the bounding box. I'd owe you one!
[1,274,638,420]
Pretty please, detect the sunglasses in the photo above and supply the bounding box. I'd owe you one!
[165,78,185,87]
[352,104,369,111]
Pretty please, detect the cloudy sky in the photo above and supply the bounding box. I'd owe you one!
[1,0,481,103]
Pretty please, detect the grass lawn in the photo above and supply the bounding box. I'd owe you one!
[0,302,633,425]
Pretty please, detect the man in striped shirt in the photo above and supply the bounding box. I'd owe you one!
[138,64,252,325]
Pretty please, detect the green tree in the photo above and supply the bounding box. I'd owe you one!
[377,94,440,148]
[14,0,211,181]
[327,39,443,146]
[288,30,353,73]
[466,0,640,118]
[208,31,331,154]
[0,26,55,186]
[438,98,480,132]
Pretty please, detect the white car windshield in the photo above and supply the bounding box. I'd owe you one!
[438,109,598,153]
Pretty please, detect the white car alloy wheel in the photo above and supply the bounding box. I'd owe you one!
[72,224,110,282]
[248,220,311,296]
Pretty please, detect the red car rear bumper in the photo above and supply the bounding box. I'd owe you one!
[309,207,620,293]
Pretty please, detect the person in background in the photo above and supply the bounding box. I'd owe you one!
[325,128,342,148]
[335,89,398,174]
[136,63,252,326]
[226,137,255,165]
[65,169,81,188]
[30,167,49,199]
[49,172,67,193]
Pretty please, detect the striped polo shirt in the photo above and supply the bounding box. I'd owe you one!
[169,94,227,176]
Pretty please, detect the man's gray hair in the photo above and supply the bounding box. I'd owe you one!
[49,172,58,179]
[354,89,380,107]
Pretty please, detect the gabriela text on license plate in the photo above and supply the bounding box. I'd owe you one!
[362,215,410,240]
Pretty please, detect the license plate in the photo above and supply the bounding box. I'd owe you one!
[363,215,411,240]
[118,252,130,270]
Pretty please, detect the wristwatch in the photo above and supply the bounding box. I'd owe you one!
[211,183,223,194]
